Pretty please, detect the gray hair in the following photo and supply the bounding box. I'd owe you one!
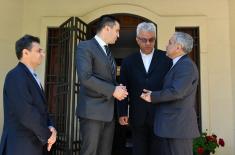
[136,22,156,36]
[173,32,194,54]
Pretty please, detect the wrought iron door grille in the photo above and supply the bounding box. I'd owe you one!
[45,17,87,155]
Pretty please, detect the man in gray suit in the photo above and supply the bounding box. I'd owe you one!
[141,32,200,155]
[76,15,128,155]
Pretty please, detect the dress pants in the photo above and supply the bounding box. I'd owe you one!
[132,123,161,155]
[158,137,193,155]
[79,118,115,155]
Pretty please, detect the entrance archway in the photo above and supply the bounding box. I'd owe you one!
[45,13,201,155]
[88,14,156,155]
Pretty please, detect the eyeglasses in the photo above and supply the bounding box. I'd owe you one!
[137,37,156,44]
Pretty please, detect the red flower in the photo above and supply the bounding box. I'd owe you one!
[206,135,214,141]
[219,138,225,147]
[197,147,204,154]
[193,131,225,155]
[206,135,218,143]
[212,134,217,139]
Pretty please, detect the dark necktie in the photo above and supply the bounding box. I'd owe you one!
[104,45,116,78]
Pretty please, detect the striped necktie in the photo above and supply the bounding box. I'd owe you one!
[104,45,116,79]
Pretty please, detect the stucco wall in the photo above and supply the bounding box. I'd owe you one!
[0,0,24,135]
[229,0,235,152]
[0,0,234,154]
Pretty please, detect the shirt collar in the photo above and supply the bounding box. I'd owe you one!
[140,48,155,57]
[28,67,38,78]
[172,54,185,66]
[95,35,107,47]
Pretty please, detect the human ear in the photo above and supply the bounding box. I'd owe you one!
[22,48,30,57]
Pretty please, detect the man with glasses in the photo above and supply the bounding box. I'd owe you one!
[0,35,57,155]
[118,22,172,155]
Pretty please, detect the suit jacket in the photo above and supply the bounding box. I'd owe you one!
[0,62,52,155]
[76,38,117,122]
[151,55,200,138]
[118,50,171,127]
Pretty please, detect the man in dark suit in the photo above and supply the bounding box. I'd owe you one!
[118,22,171,155]
[141,32,200,155]
[76,15,128,155]
[0,35,57,155]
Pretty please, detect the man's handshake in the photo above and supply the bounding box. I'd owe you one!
[140,89,152,102]
[113,84,128,101]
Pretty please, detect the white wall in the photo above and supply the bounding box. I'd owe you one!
[229,0,235,153]
[0,0,24,135]
[0,0,234,154]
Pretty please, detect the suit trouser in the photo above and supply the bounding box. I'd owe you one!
[0,136,45,155]
[79,118,115,155]
[132,124,161,155]
[158,137,193,155]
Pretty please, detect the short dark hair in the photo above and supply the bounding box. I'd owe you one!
[96,15,120,33]
[15,34,40,60]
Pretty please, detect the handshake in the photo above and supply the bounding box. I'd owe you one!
[113,85,152,102]
[140,89,152,102]
[118,89,152,126]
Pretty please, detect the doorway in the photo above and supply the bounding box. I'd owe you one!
[45,14,202,155]
[175,27,201,131]
[88,14,154,155]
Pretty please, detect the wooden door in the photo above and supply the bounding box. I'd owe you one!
[175,27,201,131]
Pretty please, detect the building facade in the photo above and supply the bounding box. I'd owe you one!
[0,0,235,154]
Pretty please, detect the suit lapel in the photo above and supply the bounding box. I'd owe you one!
[171,54,188,70]
[18,63,47,103]
[92,38,111,68]
[138,49,164,75]
[164,54,188,79]
[135,52,148,75]
[92,38,107,57]
[92,38,116,80]
[148,50,160,74]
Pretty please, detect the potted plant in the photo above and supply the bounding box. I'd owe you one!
[193,131,225,155]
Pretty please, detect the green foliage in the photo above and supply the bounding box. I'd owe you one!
[193,131,225,155]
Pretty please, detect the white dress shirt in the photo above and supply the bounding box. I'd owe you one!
[95,35,108,55]
[140,49,154,73]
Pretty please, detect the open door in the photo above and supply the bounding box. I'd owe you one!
[45,17,87,155]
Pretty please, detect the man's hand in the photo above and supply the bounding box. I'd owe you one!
[119,116,129,125]
[113,84,128,101]
[47,126,57,151]
[140,89,152,102]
